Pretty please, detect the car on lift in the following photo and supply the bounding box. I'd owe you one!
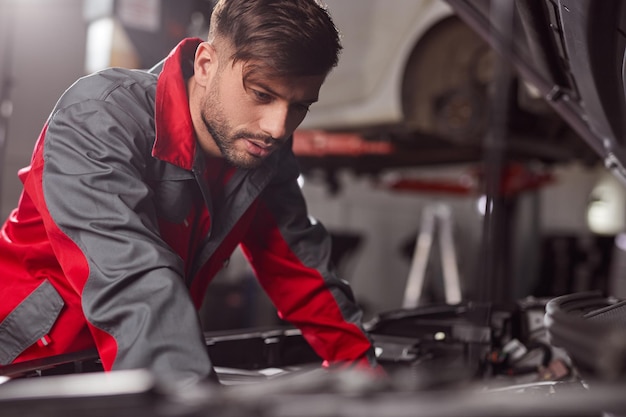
[295,0,594,174]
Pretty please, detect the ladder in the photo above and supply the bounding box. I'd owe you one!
[402,203,462,308]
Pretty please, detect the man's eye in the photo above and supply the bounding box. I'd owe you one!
[253,90,272,102]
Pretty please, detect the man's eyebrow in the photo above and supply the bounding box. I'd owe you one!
[252,81,319,104]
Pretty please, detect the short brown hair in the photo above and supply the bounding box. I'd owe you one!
[208,0,342,78]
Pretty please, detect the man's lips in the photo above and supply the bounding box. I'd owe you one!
[244,139,273,158]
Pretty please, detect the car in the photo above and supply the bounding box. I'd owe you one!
[301,0,455,132]
[445,0,626,174]
[293,0,596,175]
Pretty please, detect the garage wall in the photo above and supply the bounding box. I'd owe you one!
[0,0,87,220]
[300,163,602,315]
[301,168,485,314]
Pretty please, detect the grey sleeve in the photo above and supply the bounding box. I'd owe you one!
[42,99,213,384]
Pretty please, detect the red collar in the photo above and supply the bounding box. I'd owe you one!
[153,37,203,170]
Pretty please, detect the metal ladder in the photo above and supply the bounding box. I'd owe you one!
[402,203,462,308]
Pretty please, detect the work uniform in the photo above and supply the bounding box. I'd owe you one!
[0,38,377,383]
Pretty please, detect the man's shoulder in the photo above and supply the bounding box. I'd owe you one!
[55,68,157,113]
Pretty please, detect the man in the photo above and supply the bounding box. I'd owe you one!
[0,0,380,385]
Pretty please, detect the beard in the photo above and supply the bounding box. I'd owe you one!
[200,83,276,170]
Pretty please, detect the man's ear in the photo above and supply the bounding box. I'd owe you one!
[193,42,218,87]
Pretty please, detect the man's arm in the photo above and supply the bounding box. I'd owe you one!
[240,145,378,370]
[26,97,213,384]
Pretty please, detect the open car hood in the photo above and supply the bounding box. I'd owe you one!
[445,0,626,182]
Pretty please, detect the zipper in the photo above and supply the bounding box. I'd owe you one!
[185,163,213,287]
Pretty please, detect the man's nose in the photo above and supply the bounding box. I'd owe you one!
[259,104,290,141]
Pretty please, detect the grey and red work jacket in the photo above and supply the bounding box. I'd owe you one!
[0,38,377,383]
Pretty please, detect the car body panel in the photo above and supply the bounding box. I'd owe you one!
[301,0,454,130]
[447,0,626,181]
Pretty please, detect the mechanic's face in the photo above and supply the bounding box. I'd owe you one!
[190,41,324,169]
